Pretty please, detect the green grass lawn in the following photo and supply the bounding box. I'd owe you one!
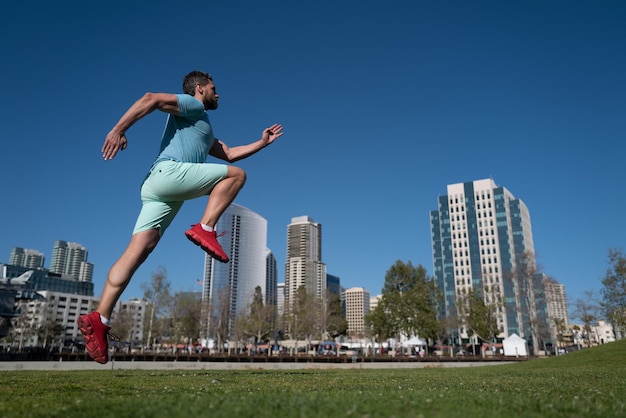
[1,340,625,418]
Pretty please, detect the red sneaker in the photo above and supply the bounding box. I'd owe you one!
[185,224,229,263]
[77,312,119,364]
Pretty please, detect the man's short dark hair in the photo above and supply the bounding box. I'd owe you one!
[183,71,212,95]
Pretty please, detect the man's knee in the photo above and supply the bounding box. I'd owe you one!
[129,229,160,262]
[228,166,247,186]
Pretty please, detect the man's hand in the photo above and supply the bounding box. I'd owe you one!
[261,124,284,147]
[102,131,128,160]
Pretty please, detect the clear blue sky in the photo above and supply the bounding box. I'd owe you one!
[1,1,624,313]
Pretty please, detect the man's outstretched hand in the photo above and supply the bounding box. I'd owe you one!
[261,124,284,146]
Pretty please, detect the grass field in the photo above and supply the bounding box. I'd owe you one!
[1,340,624,418]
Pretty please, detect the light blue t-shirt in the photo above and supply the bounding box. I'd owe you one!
[153,94,216,165]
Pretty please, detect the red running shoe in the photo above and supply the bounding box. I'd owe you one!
[78,312,119,364]
[185,224,229,263]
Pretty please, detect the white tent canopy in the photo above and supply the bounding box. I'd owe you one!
[402,336,426,347]
[502,333,528,357]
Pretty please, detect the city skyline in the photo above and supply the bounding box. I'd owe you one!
[1,2,624,312]
[2,190,570,314]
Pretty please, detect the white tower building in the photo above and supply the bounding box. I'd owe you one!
[201,203,268,338]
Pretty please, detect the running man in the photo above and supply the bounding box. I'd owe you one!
[78,71,284,364]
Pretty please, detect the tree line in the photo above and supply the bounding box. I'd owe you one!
[111,248,626,352]
[6,249,622,353]
[112,267,348,351]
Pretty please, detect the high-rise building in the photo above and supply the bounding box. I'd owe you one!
[326,274,341,297]
[265,249,278,307]
[49,241,93,282]
[544,277,568,327]
[430,178,548,346]
[345,287,370,338]
[284,216,326,311]
[276,283,285,317]
[201,203,268,338]
[9,247,45,269]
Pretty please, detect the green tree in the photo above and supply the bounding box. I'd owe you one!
[368,261,439,346]
[457,288,501,350]
[600,248,626,339]
[366,303,396,343]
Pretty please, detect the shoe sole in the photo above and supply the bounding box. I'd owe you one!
[78,315,108,364]
[185,230,229,263]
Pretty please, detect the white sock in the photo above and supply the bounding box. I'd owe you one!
[100,315,109,325]
[200,224,214,232]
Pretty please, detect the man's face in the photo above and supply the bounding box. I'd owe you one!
[198,80,219,110]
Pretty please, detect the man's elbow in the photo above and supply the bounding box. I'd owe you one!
[139,92,160,110]
[223,154,239,163]
[143,92,177,113]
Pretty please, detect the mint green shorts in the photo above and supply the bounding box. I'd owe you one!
[133,160,228,235]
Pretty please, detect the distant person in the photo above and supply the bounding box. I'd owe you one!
[78,71,284,364]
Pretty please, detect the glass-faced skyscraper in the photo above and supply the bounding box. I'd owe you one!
[430,178,545,344]
[201,203,268,338]
[265,249,278,307]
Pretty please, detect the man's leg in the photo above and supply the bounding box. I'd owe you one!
[98,228,161,318]
[200,166,246,228]
[185,166,246,262]
[79,228,160,363]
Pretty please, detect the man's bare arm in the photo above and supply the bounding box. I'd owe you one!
[209,124,284,163]
[102,93,179,160]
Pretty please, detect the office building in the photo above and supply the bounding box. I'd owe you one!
[284,216,326,311]
[266,249,278,307]
[16,290,98,346]
[326,274,341,297]
[430,178,549,346]
[201,203,268,337]
[345,287,370,338]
